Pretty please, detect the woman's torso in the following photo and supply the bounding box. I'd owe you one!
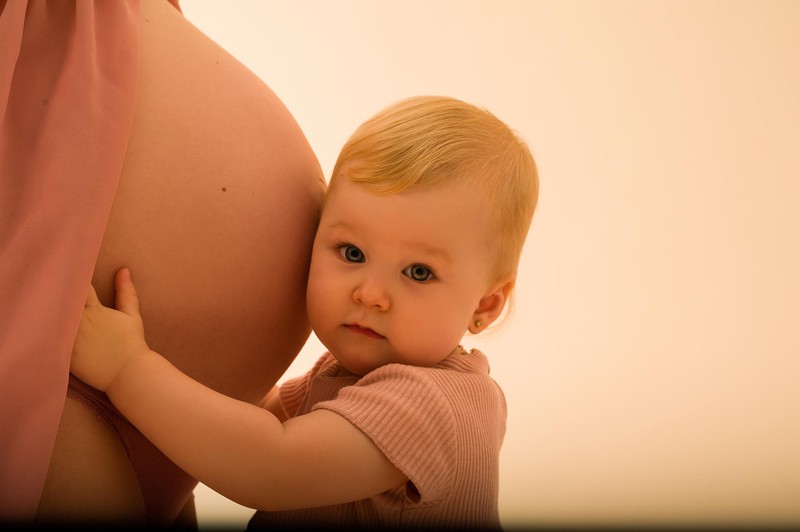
[37,0,325,522]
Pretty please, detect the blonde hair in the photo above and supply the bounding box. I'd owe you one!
[328,95,538,288]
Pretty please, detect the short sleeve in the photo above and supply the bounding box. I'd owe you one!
[313,364,458,505]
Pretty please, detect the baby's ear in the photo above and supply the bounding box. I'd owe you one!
[469,278,514,334]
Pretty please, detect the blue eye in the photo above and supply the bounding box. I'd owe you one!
[404,264,434,282]
[339,244,365,263]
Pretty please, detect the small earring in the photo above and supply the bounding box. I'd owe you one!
[475,320,482,328]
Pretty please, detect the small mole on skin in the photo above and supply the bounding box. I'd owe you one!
[222,187,227,192]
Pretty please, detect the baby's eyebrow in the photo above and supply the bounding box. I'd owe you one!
[402,241,452,263]
[326,220,355,232]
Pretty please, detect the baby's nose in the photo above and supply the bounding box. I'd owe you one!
[352,276,390,311]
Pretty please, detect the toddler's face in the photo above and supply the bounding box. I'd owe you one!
[306,178,495,375]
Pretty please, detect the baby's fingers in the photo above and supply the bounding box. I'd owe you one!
[114,268,141,318]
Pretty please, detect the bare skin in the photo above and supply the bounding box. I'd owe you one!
[36,0,324,523]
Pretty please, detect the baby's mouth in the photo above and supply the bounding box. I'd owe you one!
[343,323,385,339]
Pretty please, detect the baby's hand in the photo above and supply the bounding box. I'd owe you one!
[71,268,151,392]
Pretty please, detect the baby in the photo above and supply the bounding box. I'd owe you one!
[71,95,539,529]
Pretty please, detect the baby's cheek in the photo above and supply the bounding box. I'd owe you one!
[402,314,462,363]
[305,284,328,332]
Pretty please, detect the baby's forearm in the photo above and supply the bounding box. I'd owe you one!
[106,350,287,507]
[104,350,407,511]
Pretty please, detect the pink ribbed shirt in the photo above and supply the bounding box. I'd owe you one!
[249,347,506,530]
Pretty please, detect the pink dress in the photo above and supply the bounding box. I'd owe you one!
[0,0,151,519]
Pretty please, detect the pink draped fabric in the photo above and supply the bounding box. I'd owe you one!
[0,0,141,520]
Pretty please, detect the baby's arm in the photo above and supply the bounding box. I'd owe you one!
[71,269,405,510]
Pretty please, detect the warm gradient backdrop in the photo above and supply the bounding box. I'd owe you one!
[179,1,799,528]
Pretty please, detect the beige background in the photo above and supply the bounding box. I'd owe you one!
[179,1,799,528]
